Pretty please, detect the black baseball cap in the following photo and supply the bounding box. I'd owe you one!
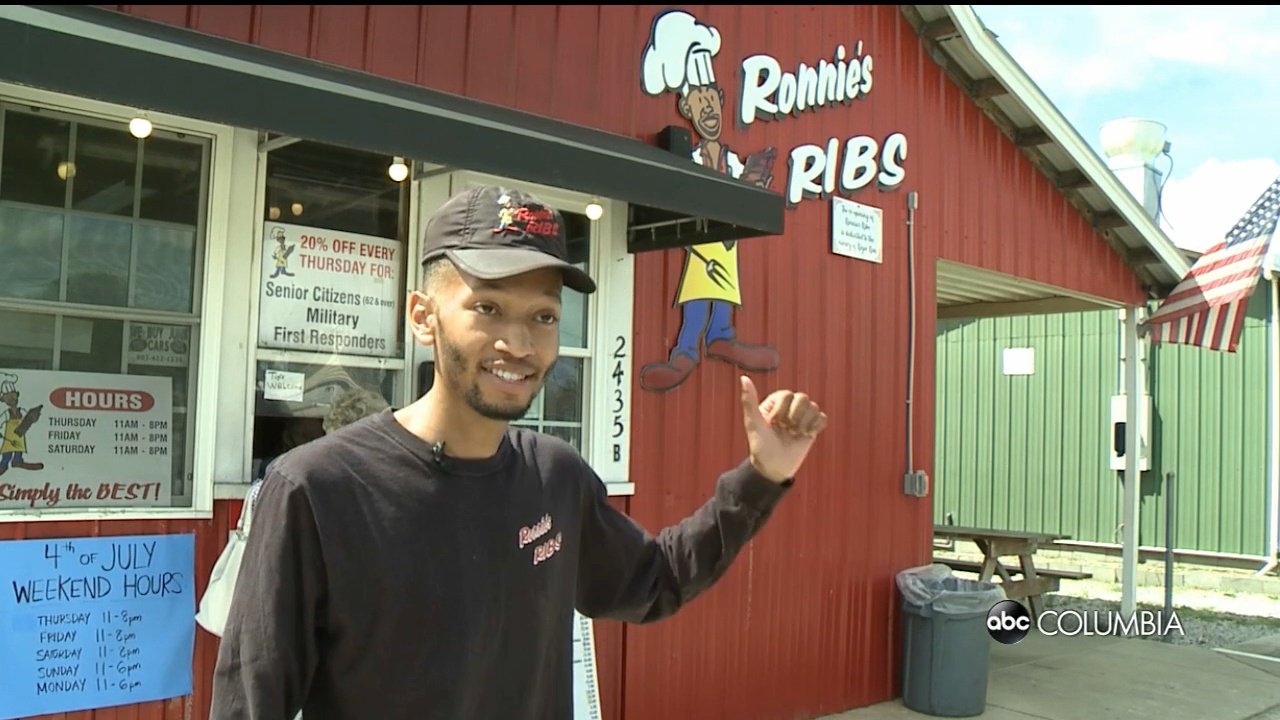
[420,185,597,294]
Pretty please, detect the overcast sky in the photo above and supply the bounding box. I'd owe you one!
[971,5,1280,252]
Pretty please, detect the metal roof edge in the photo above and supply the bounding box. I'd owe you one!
[935,4,1192,284]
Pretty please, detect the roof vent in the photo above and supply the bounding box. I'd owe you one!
[1100,118,1169,222]
[1100,118,1168,165]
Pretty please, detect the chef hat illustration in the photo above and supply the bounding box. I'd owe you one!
[0,373,16,395]
[641,10,722,97]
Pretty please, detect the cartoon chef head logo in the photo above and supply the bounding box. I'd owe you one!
[0,372,44,476]
[641,10,725,141]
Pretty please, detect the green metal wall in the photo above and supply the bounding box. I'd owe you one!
[1146,286,1271,557]
[933,284,1273,558]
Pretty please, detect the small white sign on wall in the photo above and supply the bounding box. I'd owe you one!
[1003,347,1035,376]
[830,196,883,264]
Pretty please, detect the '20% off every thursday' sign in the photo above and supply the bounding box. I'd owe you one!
[258,223,403,358]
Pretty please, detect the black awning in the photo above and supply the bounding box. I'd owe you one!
[0,5,785,252]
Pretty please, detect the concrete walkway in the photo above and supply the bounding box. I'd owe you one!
[1219,632,1280,680]
[822,631,1280,719]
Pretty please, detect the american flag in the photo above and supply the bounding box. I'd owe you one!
[1144,175,1280,352]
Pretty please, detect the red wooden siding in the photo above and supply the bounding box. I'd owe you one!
[20,5,1153,720]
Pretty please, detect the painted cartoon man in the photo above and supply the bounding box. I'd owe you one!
[270,227,295,278]
[638,9,781,393]
[0,373,43,476]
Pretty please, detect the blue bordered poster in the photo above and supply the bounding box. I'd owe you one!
[0,533,195,719]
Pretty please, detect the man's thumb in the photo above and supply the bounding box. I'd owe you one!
[740,376,763,428]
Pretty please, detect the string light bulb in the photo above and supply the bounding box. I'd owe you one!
[585,198,603,221]
[291,202,304,216]
[388,157,409,183]
[129,114,152,139]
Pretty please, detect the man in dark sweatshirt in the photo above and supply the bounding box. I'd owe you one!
[211,184,828,720]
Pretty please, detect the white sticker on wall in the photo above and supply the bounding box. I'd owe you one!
[1002,347,1035,376]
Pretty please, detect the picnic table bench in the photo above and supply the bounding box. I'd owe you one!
[932,525,1092,620]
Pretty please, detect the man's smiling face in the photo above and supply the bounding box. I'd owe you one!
[418,260,564,422]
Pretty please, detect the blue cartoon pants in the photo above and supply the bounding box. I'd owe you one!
[0,452,24,471]
[672,299,735,361]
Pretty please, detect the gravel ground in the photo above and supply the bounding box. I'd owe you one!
[1042,582,1280,648]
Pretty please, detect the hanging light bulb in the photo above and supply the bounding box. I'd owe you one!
[129,113,152,139]
[56,161,76,181]
[388,157,409,183]
[268,206,282,220]
[291,202,304,216]
[585,198,604,221]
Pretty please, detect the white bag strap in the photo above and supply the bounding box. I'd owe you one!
[239,479,265,533]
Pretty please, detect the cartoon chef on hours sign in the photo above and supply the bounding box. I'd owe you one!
[0,373,43,476]
[638,9,781,393]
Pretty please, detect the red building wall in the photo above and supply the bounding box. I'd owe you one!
[8,5,1149,720]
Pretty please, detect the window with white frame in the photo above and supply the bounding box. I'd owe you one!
[248,139,411,482]
[510,206,592,449]
[0,98,210,512]
[415,171,634,492]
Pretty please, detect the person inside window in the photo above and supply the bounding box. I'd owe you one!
[210,185,828,720]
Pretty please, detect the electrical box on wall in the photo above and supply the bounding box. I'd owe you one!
[1109,395,1152,471]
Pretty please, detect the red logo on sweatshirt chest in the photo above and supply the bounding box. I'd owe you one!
[518,513,563,566]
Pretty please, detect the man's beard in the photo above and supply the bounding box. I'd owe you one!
[435,319,544,422]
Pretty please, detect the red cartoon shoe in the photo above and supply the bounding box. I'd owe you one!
[706,339,780,372]
[639,354,698,393]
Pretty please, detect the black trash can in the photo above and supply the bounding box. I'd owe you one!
[895,563,1006,717]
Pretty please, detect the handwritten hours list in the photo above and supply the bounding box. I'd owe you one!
[0,534,195,720]
[258,222,403,358]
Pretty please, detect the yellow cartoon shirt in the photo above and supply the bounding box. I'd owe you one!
[273,245,288,268]
[676,241,742,305]
[676,145,746,305]
[1,409,25,454]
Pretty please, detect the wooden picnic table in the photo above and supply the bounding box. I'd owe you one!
[933,524,1077,620]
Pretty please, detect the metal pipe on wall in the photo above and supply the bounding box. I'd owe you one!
[1121,306,1142,620]
[1261,275,1280,576]
[1164,471,1175,634]
[903,191,925,498]
[906,192,917,480]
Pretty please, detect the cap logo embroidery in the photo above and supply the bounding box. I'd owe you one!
[493,194,561,240]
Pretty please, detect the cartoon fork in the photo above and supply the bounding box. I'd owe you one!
[689,247,735,291]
